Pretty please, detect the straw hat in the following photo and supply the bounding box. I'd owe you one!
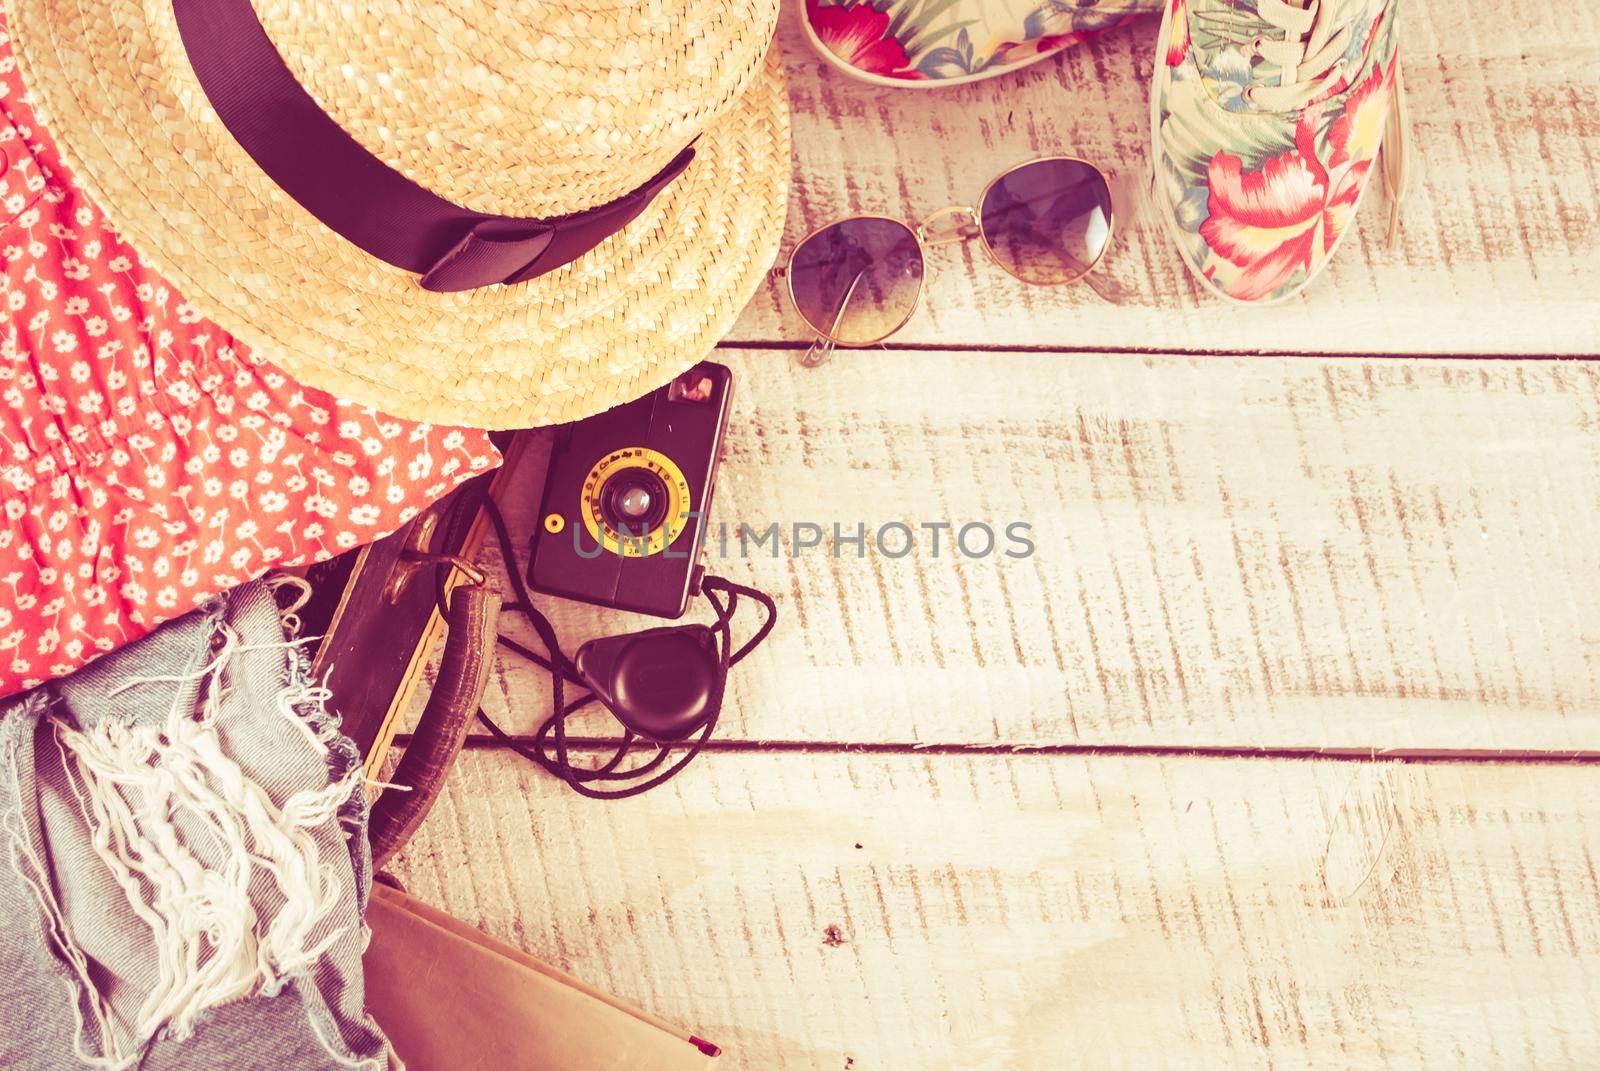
[9,1,789,429]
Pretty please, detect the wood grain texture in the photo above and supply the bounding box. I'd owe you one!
[386,11,1600,1067]
[727,3,1600,353]
[390,749,1600,1071]
[463,350,1600,752]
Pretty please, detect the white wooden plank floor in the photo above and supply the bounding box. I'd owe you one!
[391,2,1600,1067]
[398,751,1600,1070]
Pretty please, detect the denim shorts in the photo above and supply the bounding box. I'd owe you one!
[0,578,390,1069]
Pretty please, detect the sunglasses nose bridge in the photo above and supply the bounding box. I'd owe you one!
[915,205,981,248]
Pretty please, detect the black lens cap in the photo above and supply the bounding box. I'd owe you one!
[573,625,719,741]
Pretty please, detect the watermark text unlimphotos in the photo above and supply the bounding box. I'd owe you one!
[576,518,1035,560]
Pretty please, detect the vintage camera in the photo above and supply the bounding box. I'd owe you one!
[529,362,732,618]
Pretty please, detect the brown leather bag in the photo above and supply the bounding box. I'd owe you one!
[301,432,526,868]
[365,883,721,1069]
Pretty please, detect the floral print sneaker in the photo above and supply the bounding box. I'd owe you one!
[803,0,1158,87]
[1151,0,1409,303]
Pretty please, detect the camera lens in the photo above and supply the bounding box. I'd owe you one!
[617,486,653,520]
[599,468,670,534]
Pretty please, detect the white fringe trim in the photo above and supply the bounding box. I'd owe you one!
[28,603,362,1060]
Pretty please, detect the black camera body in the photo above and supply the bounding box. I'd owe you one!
[529,362,733,619]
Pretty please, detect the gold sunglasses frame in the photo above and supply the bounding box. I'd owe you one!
[773,155,1116,349]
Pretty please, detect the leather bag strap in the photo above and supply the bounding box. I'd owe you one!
[368,580,502,869]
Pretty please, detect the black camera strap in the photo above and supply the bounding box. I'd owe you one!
[439,489,776,800]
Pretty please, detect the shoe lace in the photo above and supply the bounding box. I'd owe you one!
[1381,59,1409,247]
[1244,0,1353,110]
[1242,0,1411,247]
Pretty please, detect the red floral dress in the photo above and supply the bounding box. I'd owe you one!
[0,23,501,697]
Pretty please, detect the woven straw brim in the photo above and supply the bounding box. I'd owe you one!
[9,2,789,430]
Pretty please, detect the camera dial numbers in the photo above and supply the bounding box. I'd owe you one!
[579,447,693,558]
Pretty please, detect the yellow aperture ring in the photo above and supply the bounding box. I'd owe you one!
[579,447,692,558]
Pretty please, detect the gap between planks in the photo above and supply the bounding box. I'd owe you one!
[719,340,1600,360]
[397,734,1600,765]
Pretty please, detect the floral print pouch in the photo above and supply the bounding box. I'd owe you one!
[802,0,1162,86]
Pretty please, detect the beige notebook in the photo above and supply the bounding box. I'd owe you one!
[365,883,721,1070]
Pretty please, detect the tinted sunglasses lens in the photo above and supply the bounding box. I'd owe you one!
[788,218,924,345]
[979,159,1112,285]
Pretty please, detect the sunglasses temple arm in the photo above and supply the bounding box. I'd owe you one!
[797,334,838,368]
[1078,266,1133,305]
[796,268,867,368]
[1078,170,1137,305]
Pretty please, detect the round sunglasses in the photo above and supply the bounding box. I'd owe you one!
[774,156,1116,366]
